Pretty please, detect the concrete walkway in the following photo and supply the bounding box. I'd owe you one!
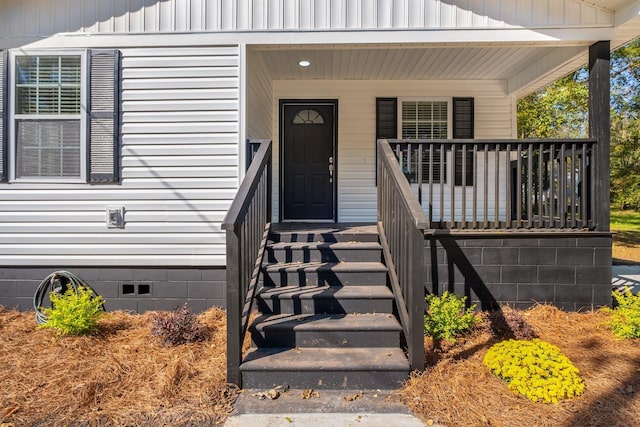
[224,389,428,427]
[612,264,640,294]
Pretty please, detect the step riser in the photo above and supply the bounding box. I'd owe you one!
[263,271,387,287]
[256,296,393,315]
[241,370,408,390]
[266,248,382,263]
[250,330,400,348]
[270,233,379,244]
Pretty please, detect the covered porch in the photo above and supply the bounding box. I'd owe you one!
[226,39,614,387]
[244,40,611,230]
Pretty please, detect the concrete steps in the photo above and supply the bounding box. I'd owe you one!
[240,223,409,390]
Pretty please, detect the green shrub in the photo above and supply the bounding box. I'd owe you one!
[150,303,208,346]
[39,286,105,336]
[604,287,640,339]
[484,339,585,404]
[424,291,478,342]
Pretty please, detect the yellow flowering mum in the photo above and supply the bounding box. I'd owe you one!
[483,339,584,404]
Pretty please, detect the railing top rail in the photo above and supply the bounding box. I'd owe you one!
[222,140,272,232]
[386,138,598,145]
[378,139,430,230]
[248,138,271,145]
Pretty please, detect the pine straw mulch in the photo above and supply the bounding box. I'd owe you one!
[0,306,237,427]
[2,304,640,427]
[399,305,640,427]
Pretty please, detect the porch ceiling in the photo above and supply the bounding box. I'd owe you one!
[252,43,588,93]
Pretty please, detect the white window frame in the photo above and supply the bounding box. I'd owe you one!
[398,97,452,184]
[8,49,87,183]
[398,97,452,141]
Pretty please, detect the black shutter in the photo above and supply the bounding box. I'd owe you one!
[376,97,397,140]
[453,97,474,186]
[375,98,397,185]
[453,97,474,139]
[88,49,120,183]
[0,50,7,182]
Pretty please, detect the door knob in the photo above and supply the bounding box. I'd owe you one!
[329,157,334,183]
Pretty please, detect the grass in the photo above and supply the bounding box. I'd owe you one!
[611,209,640,264]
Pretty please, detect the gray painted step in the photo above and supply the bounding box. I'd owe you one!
[249,313,402,348]
[266,241,382,263]
[256,284,394,315]
[240,347,410,389]
[270,223,379,243]
[263,262,388,287]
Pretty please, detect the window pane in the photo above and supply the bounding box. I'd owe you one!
[15,55,81,115]
[16,120,81,178]
[402,101,449,183]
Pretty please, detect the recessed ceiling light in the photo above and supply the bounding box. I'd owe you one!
[298,60,311,67]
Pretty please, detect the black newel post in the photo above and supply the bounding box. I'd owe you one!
[589,40,611,231]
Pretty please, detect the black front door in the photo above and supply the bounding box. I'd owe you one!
[281,101,337,221]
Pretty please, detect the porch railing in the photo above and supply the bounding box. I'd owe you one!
[222,139,272,387]
[385,138,597,230]
[377,139,428,372]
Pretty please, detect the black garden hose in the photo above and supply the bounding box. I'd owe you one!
[33,270,105,325]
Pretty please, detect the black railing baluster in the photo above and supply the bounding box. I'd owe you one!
[417,143,423,205]
[581,144,588,228]
[440,144,445,227]
[550,143,556,227]
[461,144,467,229]
[538,143,544,229]
[484,144,489,229]
[506,143,511,228]
[560,143,566,228]
[451,144,456,229]
[494,144,500,228]
[516,145,522,228]
[571,144,577,228]
[527,144,533,229]
[472,144,478,229]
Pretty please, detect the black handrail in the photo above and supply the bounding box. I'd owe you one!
[377,139,428,372]
[222,139,272,387]
[388,138,597,230]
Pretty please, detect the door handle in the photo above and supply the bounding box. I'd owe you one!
[328,157,334,183]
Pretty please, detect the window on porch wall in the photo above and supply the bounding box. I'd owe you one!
[399,100,474,187]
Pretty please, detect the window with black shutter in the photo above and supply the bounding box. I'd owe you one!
[1,49,120,183]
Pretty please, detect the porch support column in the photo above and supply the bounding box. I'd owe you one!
[589,40,610,232]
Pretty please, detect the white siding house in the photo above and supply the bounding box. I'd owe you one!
[1,0,640,312]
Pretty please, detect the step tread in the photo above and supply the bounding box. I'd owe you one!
[241,347,409,371]
[271,223,378,234]
[263,261,387,272]
[258,285,393,300]
[251,313,402,332]
[267,241,382,250]
[269,224,379,243]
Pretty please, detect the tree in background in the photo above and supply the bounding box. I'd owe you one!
[517,38,640,211]
[517,71,588,139]
[610,41,640,210]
